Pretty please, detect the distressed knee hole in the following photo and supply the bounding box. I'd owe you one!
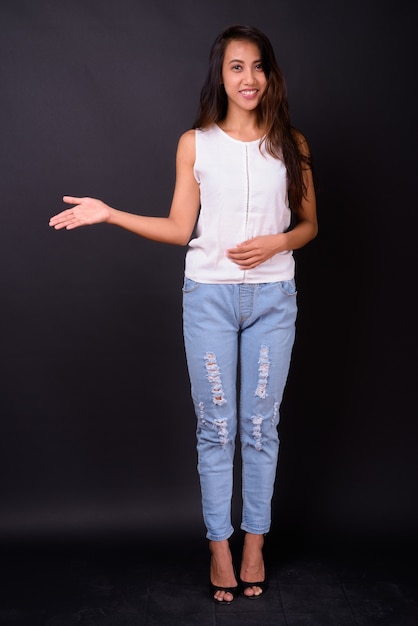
[272,402,279,426]
[255,345,270,399]
[198,401,206,426]
[214,418,229,447]
[204,352,227,406]
[252,415,263,451]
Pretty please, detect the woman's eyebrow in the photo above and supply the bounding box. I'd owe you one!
[227,58,262,64]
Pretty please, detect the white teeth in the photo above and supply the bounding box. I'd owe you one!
[241,90,257,95]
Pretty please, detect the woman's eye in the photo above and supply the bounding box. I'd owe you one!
[255,64,264,71]
[232,64,242,70]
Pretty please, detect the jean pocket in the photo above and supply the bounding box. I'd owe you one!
[278,279,297,297]
[182,276,201,293]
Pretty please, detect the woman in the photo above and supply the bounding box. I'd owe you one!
[50,24,317,603]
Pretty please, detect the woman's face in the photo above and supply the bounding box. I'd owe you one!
[221,39,267,114]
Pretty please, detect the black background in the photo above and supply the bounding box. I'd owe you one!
[1,0,417,551]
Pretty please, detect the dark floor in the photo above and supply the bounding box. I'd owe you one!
[1,532,417,626]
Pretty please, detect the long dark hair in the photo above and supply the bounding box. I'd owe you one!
[193,25,311,210]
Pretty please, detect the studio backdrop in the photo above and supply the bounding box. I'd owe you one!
[0,0,416,546]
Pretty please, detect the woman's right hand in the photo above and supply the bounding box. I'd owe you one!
[49,196,112,230]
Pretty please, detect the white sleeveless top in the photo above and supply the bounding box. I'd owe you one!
[184,124,295,284]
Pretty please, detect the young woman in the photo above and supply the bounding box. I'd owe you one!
[50,24,317,604]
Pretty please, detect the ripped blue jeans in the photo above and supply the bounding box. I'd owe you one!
[182,278,297,541]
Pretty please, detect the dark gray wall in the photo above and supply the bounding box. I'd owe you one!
[1,0,416,546]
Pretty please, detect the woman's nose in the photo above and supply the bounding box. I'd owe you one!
[243,69,256,84]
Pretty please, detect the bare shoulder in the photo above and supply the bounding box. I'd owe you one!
[179,128,196,142]
[177,129,196,161]
[291,127,311,156]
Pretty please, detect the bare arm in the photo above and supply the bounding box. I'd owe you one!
[227,132,318,269]
[49,130,200,246]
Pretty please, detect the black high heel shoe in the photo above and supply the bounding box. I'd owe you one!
[239,577,268,599]
[209,579,240,604]
[208,540,239,604]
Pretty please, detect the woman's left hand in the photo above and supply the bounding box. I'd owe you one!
[227,234,285,270]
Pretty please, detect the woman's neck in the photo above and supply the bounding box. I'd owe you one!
[218,110,265,142]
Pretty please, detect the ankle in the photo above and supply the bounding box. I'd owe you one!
[209,539,231,555]
[243,532,265,549]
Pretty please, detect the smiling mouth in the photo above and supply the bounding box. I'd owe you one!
[240,89,258,96]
